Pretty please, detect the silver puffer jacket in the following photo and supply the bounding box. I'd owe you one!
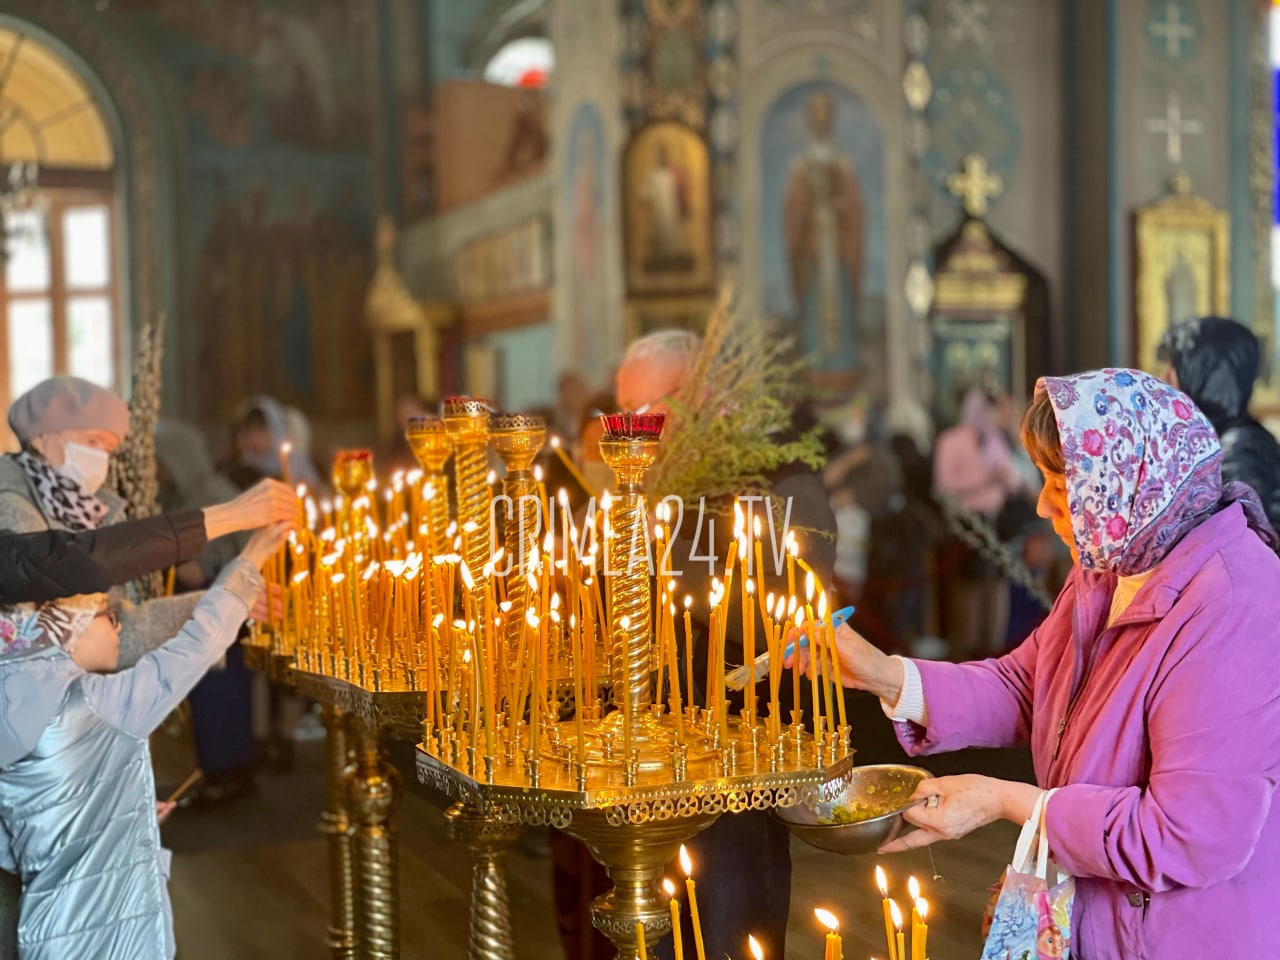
[0,558,262,960]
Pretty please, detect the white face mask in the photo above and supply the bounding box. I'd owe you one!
[58,442,111,494]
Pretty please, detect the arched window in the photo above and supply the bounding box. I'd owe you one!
[482,37,554,89]
[0,28,117,413]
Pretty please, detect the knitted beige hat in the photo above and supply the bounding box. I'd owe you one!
[8,377,130,444]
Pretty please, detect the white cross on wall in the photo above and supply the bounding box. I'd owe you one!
[1148,2,1195,59]
[1145,92,1203,165]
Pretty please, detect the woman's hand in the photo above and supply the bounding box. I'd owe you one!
[879,775,1045,853]
[784,621,906,704]
[156,801,176,824]
[204,480,298,540]
[249,583,284,622]
[240,522,292,570]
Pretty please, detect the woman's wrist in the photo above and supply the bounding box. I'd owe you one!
[202,503,233,541]
[995,779,1046,824]
[856,647,905,704]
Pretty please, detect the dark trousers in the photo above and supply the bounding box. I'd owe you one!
[186,640,256,778]
[652,810,792,960]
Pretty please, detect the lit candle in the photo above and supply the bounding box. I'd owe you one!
[683,596,694,720]
[877,866,897,960]
[679,845,706,960]
[747,933,764,960]
[280,441,293,486]
[913,898,928,960]
[636,921,648,960]
[823,591,848,729]
[662,878,684,960]
[814,907,842,960]
[890,899,905,960]
[908,876,921,930]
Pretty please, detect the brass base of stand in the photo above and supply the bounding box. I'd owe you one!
[348,719,404,960]
[321,705,357,959]
[562,810,719,960]
[444,803,523,960]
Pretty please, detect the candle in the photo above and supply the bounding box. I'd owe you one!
[908,876,921,929]
[814,907,842,960]
[636,921,648,960]
[876,866,896,960]
[913,898,928,960]
[747,933,764,960]
[280,441,293,486]
[679,845,706,960]
[825,592,848,729]
[890,899,905,960]
[683,596,694,714]
[662,879,684,960]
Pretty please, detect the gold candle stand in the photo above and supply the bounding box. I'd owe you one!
[488,413,546,655]
[294,671,423,960]
[418,412,856,960]
[405,416,453,556]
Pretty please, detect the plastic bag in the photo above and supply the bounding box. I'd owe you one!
[979,789,1075,960]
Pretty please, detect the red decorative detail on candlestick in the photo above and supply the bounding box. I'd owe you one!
[443,396,493,416]
[334,448,374,464]
[600,412,666,439]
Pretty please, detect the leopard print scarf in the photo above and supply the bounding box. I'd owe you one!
[15,450,109,531]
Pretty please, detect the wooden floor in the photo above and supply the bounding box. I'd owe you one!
[155,721,1029,960]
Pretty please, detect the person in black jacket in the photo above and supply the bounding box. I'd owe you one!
[0,479,295,605]
[1158,316,1280,538]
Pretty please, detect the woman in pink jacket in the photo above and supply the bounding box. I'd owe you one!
[817,368,1280,958]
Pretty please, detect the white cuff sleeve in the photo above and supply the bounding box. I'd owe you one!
[880,656,929,726]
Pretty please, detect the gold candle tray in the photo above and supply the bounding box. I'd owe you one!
[294,669,428,740]
[416,716,855,829]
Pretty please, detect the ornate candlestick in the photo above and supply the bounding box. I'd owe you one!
[405,416,453,556]
[441,398,492,576]
[347,717,404,960]
[488,414,546,655]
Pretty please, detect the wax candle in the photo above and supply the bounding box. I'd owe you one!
[683,597,694,719]
[662,879,684,960]
[824,592,848,728]
[908,876,921,929]
[814,908,842,960]
[876,866,896,960]
[890,899,904,960]
[913,898,928,960]
[679,845,706,960]
[280,441,293,486]
[636,921,648,960]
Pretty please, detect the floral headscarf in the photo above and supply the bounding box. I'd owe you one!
[1040,368,1277,575]
[0,596,101,659]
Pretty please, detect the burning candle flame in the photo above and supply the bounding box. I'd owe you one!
[525,609,540,629]
[876,864,888,896]
[684,595,693,609]
[813,908,839,933]
[917,898,928,921]
[908,876,920,902]
[889,899,903,930]
[748,934,763,960]
[678,845,693,876]
[662,878,677,898]
[805,571,815,601]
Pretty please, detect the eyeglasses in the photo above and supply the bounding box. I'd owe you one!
[94,609,120,629]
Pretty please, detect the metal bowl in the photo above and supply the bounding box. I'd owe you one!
[773,764,930,855]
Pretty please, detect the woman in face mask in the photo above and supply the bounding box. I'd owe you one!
[0,377,222,669]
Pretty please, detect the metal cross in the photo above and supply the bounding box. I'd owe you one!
[1148,2,1195,59]
[1145,91,1203,165]
[946,154,1003,218]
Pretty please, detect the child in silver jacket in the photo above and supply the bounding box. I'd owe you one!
[0,523,286,960]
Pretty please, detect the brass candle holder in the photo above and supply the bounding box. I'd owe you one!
[405,416,454,557]
[488,413,547,656]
